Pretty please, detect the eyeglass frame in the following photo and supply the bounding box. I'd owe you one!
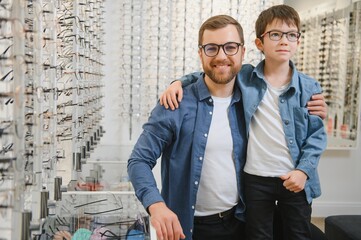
[260,30,301,42]
[198,42,244,57]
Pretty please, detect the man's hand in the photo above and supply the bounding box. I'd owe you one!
[280,170,307,193]
[307,94,327,120]
[148,202,186,240]
[159,81,183,110]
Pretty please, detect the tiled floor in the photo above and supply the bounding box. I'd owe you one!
[311,217,325,232]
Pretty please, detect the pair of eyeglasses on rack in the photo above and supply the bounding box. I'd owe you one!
[0,142,13,155]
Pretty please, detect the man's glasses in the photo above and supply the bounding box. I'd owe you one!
[261,30,301,42]
[198,42,243,57]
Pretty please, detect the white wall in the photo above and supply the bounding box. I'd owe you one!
[312,150,361,216]
[285,0,361,216]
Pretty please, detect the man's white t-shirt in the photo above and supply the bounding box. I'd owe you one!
[195,95,238,216]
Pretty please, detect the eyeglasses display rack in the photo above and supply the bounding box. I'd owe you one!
[295,1,361,149]
[117,0,283,142]
[0,0,107,238]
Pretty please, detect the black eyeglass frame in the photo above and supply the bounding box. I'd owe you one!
[198,42,243,57]
[260,30,301,42]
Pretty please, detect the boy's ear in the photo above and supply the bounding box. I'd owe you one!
[255,38,264,51]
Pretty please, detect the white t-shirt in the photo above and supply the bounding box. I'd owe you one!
[195,95,238,216]
[244,83,294,177]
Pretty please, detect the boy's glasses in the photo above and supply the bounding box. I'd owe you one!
[261,30,301,42]
[198,42,243,57]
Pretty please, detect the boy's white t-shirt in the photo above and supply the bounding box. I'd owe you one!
[195,95,238,216]
[244,83,294,177]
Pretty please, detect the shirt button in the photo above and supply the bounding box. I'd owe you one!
[284,120,289,125]
[209,99,213,103]
[195,181,198,185]
[289,140,294,144]
[192,205,195,209]
[204,133,208,137]
[190,229,193,233]
[209,111,212,115]
[199,157,203,161]
[280,99,285,103]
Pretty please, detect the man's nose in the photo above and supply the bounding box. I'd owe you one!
[215,46,228,58]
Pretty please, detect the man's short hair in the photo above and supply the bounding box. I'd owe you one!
[198,15,244,46]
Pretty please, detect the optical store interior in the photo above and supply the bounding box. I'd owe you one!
[1,0,361,239]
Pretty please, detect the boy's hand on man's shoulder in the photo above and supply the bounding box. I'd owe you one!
[159,81,183,110]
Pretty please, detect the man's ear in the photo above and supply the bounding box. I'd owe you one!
[198,48,203,60]
[255,38,264,51]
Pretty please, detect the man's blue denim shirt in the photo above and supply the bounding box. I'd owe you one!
[239,60,327,203]
[128,75,247,239]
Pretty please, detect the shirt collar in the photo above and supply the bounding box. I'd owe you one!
[253,60,299,94]
[194,73,241,103]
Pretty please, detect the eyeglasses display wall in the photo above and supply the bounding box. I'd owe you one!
[294,1,361,149]
[1,0,106,238]
[117,0,283,141]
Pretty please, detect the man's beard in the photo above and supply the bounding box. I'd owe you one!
[203,60,239,85]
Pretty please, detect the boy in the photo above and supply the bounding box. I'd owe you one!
[242,5,326,239]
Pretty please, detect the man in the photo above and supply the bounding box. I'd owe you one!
[128,15,247,240]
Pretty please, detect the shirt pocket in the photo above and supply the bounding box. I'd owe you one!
[293,107,309,145]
